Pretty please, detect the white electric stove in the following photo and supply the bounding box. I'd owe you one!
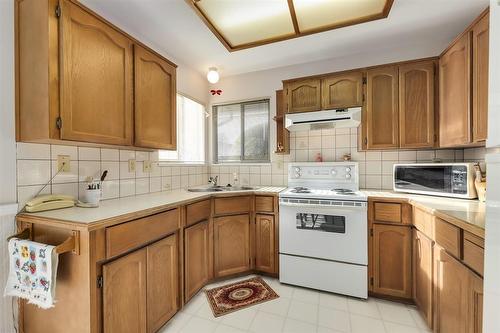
[279,162,368,299]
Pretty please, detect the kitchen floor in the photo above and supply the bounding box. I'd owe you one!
[159,275,431,333]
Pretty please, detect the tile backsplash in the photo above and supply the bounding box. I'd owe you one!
[16,129,487,209]
[16,143,208,210]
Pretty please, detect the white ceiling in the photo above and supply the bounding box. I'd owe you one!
[81,0,489,77]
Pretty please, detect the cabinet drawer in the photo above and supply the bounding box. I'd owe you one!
[255,196,274,213]
[413,207,434,238]
[463,232,484,276]
[106,209,179,258]
[214,196,251,215]
[374,202,402,223]
[186,199,211,227]
[434,218,461,258]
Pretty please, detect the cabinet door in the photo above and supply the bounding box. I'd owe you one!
[472,14,489,143]
[184,220,211,301]
[321,72,363,109]
[286,79,322,113]
[255,214,275,274]
[468,272,483,333]
[399,61,435,148]
[413,230,433,328]
[439,33,471,147]
[103,248,147,333]
[366,66,399,149]
[434,245,468,333]
[134,44,177,149]
[214,214,250,277]
[147,235,178,333]
[60,0,133,145]
[372,224,412,298]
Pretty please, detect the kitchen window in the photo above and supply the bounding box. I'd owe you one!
[159,94,206,163]
[213,99,270,163]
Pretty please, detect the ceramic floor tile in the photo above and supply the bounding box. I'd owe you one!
[384,321,424,333]
[249,311,285,333]
[258,296,291,316]
[282,318,317,333]
[220,307,258,330]
[319,293,349,312]
[287,299,318,324]
[376,299,416,326]
[182,294,206,315]
[406,306,430,330]
[350,314,386,333]
[347,298,381,319]
[317,327,345,333]
[159,312,192,333]
[214,324,247,333]
[292,287,320,304]
[179,316,218,333]
[195,301,223,322]
[317,307,350,332]
[273,282,295,298]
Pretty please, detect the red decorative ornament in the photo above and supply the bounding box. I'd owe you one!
[210,89,222,95]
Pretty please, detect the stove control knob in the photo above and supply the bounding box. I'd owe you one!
[331,169,337,176]
[294,167,301,173]
[345,173,352,179]
[345,167,351,173]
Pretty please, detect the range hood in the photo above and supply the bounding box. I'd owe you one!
[285,107,361,132]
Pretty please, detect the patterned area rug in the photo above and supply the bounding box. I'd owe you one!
[205,277,279,317]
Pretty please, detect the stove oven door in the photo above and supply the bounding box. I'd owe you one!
[279,199,367,265]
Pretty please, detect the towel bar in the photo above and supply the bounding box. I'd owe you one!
[6,228,80,255]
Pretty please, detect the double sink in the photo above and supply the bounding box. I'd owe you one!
[188,185,256,192]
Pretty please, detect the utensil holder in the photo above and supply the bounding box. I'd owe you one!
[84,189,101,205]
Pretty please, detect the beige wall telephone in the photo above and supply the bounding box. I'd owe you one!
[25,194,75,212]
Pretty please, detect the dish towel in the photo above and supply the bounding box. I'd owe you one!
[4,238,59,309]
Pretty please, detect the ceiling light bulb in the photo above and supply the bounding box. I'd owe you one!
[207,67,219,84]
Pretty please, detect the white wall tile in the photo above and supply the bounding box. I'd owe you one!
[398,150,417,161]
[17,143,50,160]
[17,160,51,186]
[51,145,78,160]
[136,151,149,161]
[119,161,135,179]
[309,136,321,149]
[101,148,119,161]
[136,162,149,179]
[365,161,382,175]
[120,179,135,197]
[416,150,436,162]
[136,178,149,194]
[17,185,51,209]
[382,151,399,160]
[78,147,100,161]
[382,161,397,175]
[366,175,382,189]
[162,176,172,191]
[52,183,79,198]
[79,161,101,182]
[102,180,119,200]
[101,161,119,180]
[366,151,382,161]
[321,136,335,149]
[335,135,350,148]
[119,150,136,161]
[52,161,78,184]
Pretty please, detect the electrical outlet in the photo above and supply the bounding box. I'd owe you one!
[128,159,136,173]
[57,155,71,172]
[143,160,152,173]
[163,183,171,191]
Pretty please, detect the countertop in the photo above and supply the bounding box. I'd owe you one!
[17,187,285,228]
[18,187,485,237]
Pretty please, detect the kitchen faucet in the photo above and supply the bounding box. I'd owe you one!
[208,176,219,186]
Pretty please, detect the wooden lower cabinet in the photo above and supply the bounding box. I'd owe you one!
[413,229,433,328]
[255,214,275,274]
[103,234,178,333]
[372,224,412,299]
[434,245,469,333]
[184,220,211,301]
[469,272,484,333]
[103,248,148,333]
[214,214,250,277]
[147,235,178,333]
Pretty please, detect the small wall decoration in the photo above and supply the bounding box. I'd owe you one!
[210,89,222,96]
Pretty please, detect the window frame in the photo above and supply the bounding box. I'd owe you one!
[159,93,207,164]
[213,99,270,164]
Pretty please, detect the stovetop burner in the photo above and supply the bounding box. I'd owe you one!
[332,188,356,195]
[291,187,311,193]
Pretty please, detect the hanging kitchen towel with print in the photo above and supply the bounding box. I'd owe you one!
[4,238,59,309]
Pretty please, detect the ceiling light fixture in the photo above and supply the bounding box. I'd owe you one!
[207,67,219,84]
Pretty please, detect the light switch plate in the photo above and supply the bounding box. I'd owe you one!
[143,160,152,173]
[128,159,136,173]
[57,155,71,172]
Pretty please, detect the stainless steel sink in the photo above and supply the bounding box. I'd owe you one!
[187,187,224,192]
[187,185,256,192]
[222,186,256,191]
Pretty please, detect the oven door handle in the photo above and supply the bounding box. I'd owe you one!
[279,201,367,210]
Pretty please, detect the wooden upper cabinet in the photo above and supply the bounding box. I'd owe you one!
[255,214,276,274]
[321,72,363,109]
[134,44,177,150]
[439,33,471,147]
[214,214,250,277]
[103,248,147,333]
[433,245,469,333]
[286,79,322,113]
[60,0,134,145]
[472,13,489,143]
[399,61,435,148]
[147,235,178,333]
[366,66,399,149]
[184,220,211,301]
[413,230,433,328]
[372,224,412,299]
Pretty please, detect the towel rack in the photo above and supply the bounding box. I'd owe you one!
[7,228,80,255]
